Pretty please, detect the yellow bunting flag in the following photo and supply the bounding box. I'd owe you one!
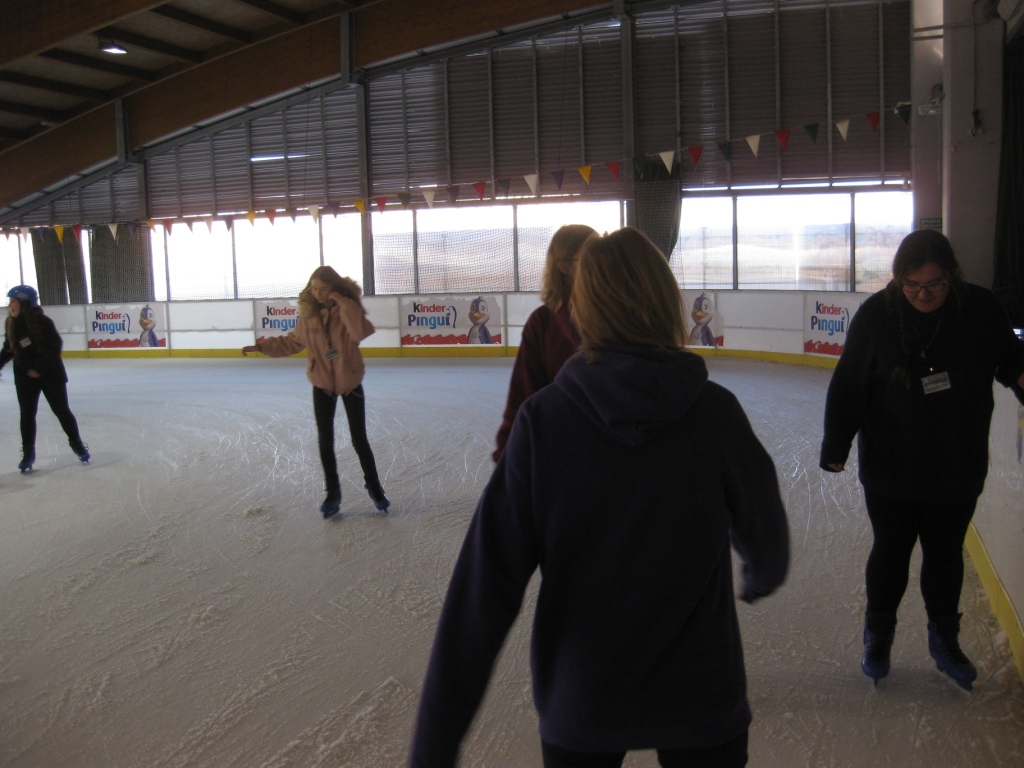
[54,225,65,243]
[577,165,592,185]
[353,199,366,214]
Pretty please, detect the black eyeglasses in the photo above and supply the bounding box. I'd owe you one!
[901,279,948,295]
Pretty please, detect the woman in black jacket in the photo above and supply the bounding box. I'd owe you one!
[1,285,90,472]
[820,229,1024,690]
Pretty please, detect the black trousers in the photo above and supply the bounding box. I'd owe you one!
[311,384,382,495]
[15,374,83,452]
[540,731,748,768]
[863,490,977,621]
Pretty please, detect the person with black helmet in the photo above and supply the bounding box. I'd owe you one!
[1,285,90,472]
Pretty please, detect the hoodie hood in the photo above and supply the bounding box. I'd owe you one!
[555,346,708,446]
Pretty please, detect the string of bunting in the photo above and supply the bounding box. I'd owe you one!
[2,105,908,239]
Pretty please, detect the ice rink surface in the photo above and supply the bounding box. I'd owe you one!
[1,356,1022,767]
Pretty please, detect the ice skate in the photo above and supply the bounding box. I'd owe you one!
[18,448,35,473]
[71,440,91,464]
[861,612,896,684]
[320,489,342,519]
[366,483,390,513]
[928,615,977,691]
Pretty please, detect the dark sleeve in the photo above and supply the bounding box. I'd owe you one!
[493,308,551,462]
[984,291,1024,402]
[718,391,790,603]
[819,302,876,470]
[410,414,540,768]
[0,329,11,371]
[26,315,65,378]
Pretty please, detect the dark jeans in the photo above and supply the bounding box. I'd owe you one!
[864,490,977,620]
[15,374,83,452]
[311,384,382,494]
[540,731,748,768]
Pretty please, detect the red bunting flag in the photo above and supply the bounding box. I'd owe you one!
[687,146,703,169]
[266,209,276,224]
[473,181,487,200]
[72,225,82,242]
[375,196,388,213]
[774,129,790,151]
[866,111,880,131]
[604,161,621,181]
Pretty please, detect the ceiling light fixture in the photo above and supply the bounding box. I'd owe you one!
[97,38,128,55]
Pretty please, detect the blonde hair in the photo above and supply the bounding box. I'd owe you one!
[298,266,363,320]
[540,224,598,310]
[571,227,686,352]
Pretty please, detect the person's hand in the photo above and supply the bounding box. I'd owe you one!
[1017,371,1024,389]
[27,369,40,378]
[826,463,845,472]
[328,291,345,306]
[241,345,258,356]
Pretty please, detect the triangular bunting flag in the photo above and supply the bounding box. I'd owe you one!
[225,218,234,231]
[746,135,761,158]
[687,146,703,169]
[186,220,194,232]
[866,111,880,131]
[473,181,487,200]
[353,199,366,214]
[633,156,646,178]
[896,103,911,126]
[54,225,65,243]
[72,225,82,242]
[422,188,436,208]
[551,170,564,190]
[146,220,157,231]
[577,165,592,185]
[497,178,511,197]
[524,174,539,195]
[308,205,320,222]
[804,123,819,144]
[446,186,460,204]
[108,223,119,239]
[20,227,30,238]
[835,119,850,141]
[127,221,138,236]
[397,193,411,209]
[245,211,257,226]
[659,151,675,174]
[375,196,388,213]
[329,202,342,217]
[163,219,176,233]
[286,207,298,222]
[718,143,732,162]
[204,216,215,233]
[774,129,790,151]
[604,161,621,181]
[266,209,276,224]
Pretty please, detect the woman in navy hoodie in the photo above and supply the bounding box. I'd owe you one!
[409,227,789,768]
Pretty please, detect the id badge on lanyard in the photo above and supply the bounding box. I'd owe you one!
[921,371,951,394]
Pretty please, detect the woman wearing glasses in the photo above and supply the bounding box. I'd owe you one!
[820,229,1024,690]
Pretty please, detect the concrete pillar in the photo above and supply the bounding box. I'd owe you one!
[942,0,1005,286]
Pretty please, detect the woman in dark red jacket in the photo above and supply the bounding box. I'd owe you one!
[492,224,596,462]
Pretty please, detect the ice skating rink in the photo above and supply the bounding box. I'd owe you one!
[1,356,1022,767]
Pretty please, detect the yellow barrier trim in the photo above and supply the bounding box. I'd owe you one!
[964,524,1024,685]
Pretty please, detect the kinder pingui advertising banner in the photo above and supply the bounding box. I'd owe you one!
[401,295,502,345]
[804,294,864,356]
[255,299,300,344]
[682,290,724,348]
[87,303,168,349]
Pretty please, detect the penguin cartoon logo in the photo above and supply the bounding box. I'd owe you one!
[139,305,159,347]
[689,293,717,347]
[467,297,493,344]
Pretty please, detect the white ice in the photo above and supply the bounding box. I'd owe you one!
[1,357,1022,767]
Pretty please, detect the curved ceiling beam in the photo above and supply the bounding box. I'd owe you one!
[0,0,603,212]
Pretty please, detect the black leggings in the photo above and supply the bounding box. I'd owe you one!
[311,384,382,494]
[540,731,748,768]
[863,490,977,621]
[16,374,83,452]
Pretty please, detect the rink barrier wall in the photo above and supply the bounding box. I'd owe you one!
[14,292,1024,684]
